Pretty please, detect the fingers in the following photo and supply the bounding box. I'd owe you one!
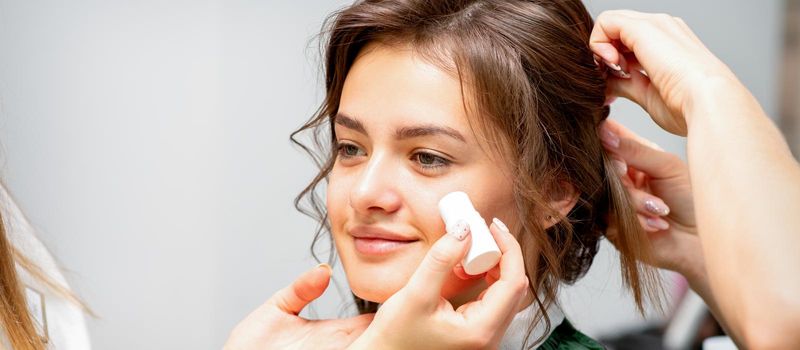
[592,10,701,136]
[454,263,483,281]
[488,219,526,285]
[599,119,686,179]
[627,184,670,217]
[472,219,529,329]
[591,10,688,65]
[590,10,647,64]
[268,264,332,315]
[405,221,472,306]
[606,69,688,135]
[626,186,672,232]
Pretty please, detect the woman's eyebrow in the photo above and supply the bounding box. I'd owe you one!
[334,113,368,135]
[334,112,466,143]
[396,124,466,143]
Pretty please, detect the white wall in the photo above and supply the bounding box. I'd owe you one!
[0,0,781,348]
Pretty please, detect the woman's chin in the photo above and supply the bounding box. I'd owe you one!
[338,244,424,303]
[351,286,394,304]
[348,272,407,303]
[346,265,484,304]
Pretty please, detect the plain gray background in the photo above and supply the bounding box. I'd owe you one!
[0,0,781,348]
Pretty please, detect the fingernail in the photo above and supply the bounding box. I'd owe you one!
[492,217,510,234]
[609,68,631,79]
[646,217,670,231]
[316,263,332,273]
[644,198,670,216]
[603,59,622,71]
[611,158,627,176]
[449,220,470,241]
[604,60,631,79]
[600,127,620,148]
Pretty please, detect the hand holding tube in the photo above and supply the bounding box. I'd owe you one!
[349,219,529,350]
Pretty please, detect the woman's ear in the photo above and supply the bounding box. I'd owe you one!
[543,181,579,229]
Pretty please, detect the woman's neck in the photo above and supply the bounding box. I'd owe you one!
[448,279,535,312]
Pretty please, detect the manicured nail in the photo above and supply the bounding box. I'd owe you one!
[600,127,620,148]
[317,263,332,273]
[603,60,631,79]
[644,198,670,216]
[646,217,670,231]
[603,59,622,71]
[449,220,470,241]
[492,217,510,234]
[611,158,627,176]
[609,68,631,79]
[592,54,605,69]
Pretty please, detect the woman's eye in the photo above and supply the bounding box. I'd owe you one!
[413,151,450,171]
[336,142,365,158]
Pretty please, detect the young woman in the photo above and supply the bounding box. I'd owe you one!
[230,1,660,348]
[225,1,800,349]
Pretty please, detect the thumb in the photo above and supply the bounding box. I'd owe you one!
[267,263,332,315]
[404,220,471,307]
[607,70,687,136]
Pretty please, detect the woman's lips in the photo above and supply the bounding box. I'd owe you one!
[349,225,420,255]
[353,237,418,255]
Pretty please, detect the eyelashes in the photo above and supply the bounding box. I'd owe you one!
[335,141,452,174]
[413,152,449,170]
[337,142,365,158]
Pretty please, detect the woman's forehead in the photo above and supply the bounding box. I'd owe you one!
[338,42,474,138]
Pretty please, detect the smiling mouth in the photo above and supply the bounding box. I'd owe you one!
[353,237,419,255]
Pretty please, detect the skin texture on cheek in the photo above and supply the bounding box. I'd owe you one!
[327,163,495,303]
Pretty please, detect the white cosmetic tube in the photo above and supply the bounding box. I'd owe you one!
[438,191,501,275]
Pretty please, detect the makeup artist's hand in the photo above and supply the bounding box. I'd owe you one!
[599,118,747,343]
[223,264,374,350]
[348,219,529,350]
[594,10,800,349]
[600,119,715,302]
[590,10,741,135]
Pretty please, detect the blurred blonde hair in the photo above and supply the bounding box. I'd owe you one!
[0,187,93,350]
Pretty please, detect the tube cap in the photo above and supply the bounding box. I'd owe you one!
[438,191,476,229]
[438,191,501,275]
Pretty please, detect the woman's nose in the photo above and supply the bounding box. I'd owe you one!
[349,153,402,216]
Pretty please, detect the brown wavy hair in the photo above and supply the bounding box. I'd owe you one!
[291,0,661,347]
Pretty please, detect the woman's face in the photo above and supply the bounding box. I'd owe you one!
[327,43,517,303]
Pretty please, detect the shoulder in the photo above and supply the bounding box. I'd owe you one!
[537,319,605,350]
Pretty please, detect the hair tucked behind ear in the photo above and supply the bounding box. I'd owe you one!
[292,0,663,346]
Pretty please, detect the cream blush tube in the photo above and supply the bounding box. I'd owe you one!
[438,191,501,275]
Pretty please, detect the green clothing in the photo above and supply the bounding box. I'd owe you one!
[536,320,605,350]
